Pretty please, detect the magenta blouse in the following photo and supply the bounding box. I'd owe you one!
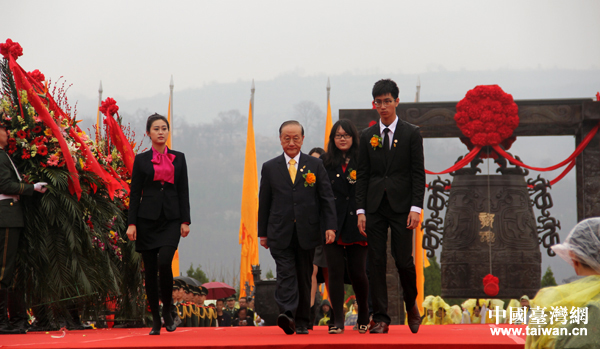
[151,146,176,184]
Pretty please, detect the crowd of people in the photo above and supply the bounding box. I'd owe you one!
[167,280,264,328]
[419,295,533,325]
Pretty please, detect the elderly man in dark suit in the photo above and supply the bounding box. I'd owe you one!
[355,79,426,334]
[258,120,337,335]
[0,122,47,334]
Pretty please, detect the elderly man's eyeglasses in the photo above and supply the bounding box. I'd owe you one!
[334,134,351,140]
[373,99,395,107]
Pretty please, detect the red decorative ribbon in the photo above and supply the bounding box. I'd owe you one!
[492,121,600,187]
[103,111,135,176]
[425,146,482,175]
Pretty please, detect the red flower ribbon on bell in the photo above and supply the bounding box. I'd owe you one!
[483,274,499,297]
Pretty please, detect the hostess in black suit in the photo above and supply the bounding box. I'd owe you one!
[355,80,425,334]
[128,148,190,250]
[126,114,190,335]
[321,119,370,333]
[258,121,336,334]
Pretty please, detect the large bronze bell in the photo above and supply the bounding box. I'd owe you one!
[440,172,541,299]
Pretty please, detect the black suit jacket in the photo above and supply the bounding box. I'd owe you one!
[128,149,191,225]
[326,159,366,244]
[0,149,34,228]
[258,152,337,250]
[355,119,425,214]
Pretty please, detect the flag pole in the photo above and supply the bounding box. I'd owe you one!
[251,79,255,123]
[323,78,332,150]
[168,76,180,277]
[168,75,174,149]
[415,75,421,103]
[96,81,102,143]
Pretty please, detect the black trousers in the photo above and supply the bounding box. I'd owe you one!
[367,194,417,324]
[323,243,369,328]
[269,227,314,328]
[141,246,177,326]
[0,227,19,290]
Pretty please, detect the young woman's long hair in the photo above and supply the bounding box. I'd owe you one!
[323,119,360,170]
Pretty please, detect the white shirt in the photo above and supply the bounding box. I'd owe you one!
[357,116,421,215]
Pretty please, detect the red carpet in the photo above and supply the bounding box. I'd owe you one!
[0,325,526,348]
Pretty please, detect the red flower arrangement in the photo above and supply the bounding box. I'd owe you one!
[28,69,45,83]
[99,97,119,117]
[0,39,23,60]
[454,85,519,147]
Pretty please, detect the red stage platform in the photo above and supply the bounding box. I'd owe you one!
[0,324,527,349]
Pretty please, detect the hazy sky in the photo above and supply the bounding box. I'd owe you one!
[3,0,599,100]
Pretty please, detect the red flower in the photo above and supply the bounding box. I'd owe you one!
[99,97,119,117]
[32,126,42,133]
[17,130,27,139]
[22,149,31,159]
[28,69,45,82]
[454,85,519,147]
[0,39,23,60]
[37,146,48,156]
[8,138,16,145]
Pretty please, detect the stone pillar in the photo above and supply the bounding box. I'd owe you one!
[577,102,600,220]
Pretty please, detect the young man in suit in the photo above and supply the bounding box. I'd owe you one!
[0,122,47,334]
[355,79,426,334]
[258,120,337,335]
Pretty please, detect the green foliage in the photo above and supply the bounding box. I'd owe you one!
[424,256,442,297]
[541,266,558,288]
[265,269,274,279]
[186,263,209,284]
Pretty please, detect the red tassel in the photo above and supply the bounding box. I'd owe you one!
[483,274,499,297]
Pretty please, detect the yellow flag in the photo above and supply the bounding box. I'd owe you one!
[323,99,332,151]
[239,100,259,297]
[415,209,425,316]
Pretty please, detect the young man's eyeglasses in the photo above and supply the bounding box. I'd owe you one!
[373,98,395,107]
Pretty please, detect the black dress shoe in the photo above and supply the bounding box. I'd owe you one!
[406,304,421,334]
[163,313,176,332]
[296,326,309,334]
[149,328,161,335]
[277,313,295,335]
[369,321,389,334]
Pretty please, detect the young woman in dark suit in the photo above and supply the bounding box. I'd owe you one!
[322,119,369,334]
[126,113,191,335]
